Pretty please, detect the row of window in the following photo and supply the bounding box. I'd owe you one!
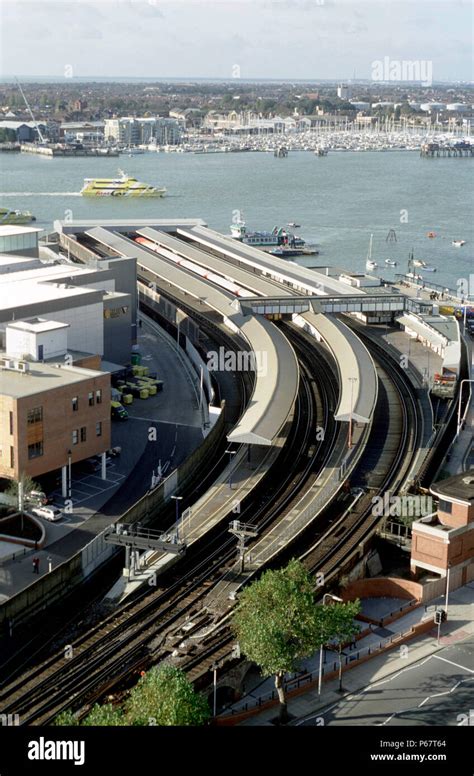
[72,390,102,411]
[72,422,102,445]
[25,423,103,459]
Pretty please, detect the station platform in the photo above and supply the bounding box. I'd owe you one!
[104,438,286,602]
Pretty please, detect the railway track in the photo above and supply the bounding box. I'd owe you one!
[0,322,338,724]
[0,308,424,725]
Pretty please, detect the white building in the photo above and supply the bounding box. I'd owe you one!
[337,84,352,100]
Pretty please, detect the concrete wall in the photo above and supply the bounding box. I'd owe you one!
[103,293,132,364]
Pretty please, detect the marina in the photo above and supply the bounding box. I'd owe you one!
[0,149,471,291]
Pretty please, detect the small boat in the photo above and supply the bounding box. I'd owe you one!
[452,240,466,247]
[385,259,397,266]
[287,223,301,228]
[422,266,437,272]
[427,232,437,238]
[0,207,36,225]
[366,233,377,270]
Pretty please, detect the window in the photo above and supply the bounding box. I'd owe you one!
[9,411,13,435]
[28,441,43,459]
[72,429,79,445]
[96,389,102,404]
[80,427,87,442]
[27,407,43,424]
[88,392,94,407]
[10,446,14,468]
[96,421,102,437]
[72,396,79,412]
[438,499,453,514]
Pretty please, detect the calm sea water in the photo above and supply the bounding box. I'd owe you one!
[0,150,472,290]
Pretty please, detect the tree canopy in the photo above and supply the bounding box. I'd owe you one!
[232,559,328,680]
[54,664,209,727]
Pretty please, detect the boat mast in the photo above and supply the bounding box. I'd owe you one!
[15,76,46,144]
[367,233,373,262]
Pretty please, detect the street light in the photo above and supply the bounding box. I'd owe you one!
[67,449,72,500]
[347,377,358,450]
[318,593,343,696]
[225,449,237,489]
[171,495,183,542]
[456,379,473,436]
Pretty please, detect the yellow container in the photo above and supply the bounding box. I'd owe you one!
[146,384,157,396]
[122,393,133,405]
[141,366,149,377]
[139,388,149,400]
[132,365,141,376]
[439,305,455,316]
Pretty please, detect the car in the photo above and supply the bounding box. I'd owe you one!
[31,505,63,522]
[26,490,51,506]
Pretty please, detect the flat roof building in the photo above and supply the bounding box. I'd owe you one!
[0,354,111,483]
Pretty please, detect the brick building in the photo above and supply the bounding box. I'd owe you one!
[411,472,474,589]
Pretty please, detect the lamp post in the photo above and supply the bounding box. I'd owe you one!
[456,379,473,436]
[67,449,72,500]
[318,593,343,696]
[225,449,237,489]
[347,377,358,450]
[171,495,183,542]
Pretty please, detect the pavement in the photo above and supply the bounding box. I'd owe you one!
[225,582,474,726]
[0,319,203,602]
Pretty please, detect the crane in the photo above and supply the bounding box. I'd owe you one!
[15,76,46,144]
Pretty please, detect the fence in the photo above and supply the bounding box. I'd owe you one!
[223,619,435,719]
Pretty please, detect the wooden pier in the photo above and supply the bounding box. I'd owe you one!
[420,141,473,158]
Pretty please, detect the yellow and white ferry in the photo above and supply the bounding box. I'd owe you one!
[80,169,166,197]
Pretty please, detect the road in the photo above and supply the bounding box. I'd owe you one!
[295,637,474,726]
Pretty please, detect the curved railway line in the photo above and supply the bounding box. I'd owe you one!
[0,293,427,726]
[0,320,337,724]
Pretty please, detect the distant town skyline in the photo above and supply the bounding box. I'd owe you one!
[0,0,472,83]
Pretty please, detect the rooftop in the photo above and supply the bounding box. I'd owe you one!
[0,358,105,399]
[431,472,474,505]
[7,318,69,334]
[0,225,43,238]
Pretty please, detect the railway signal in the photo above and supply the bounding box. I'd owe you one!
[228,520,258,573]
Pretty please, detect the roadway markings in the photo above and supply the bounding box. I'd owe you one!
[432,654,474,673]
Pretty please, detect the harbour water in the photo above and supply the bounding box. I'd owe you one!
[0,150,472,290]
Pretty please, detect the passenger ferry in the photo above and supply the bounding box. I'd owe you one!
[80,170,166,197]
[230,221,306,249]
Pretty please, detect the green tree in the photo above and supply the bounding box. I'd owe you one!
[82,703,124,726]
[54,710,79,726]
[232,559,329,722]
[5,473,41,506]
[324,600,361,692]
[124,664,210,726]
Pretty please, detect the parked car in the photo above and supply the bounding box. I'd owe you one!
[26,490,51,506]
[31,505,63,522]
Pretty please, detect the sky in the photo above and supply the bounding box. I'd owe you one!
[0,0,472,82]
